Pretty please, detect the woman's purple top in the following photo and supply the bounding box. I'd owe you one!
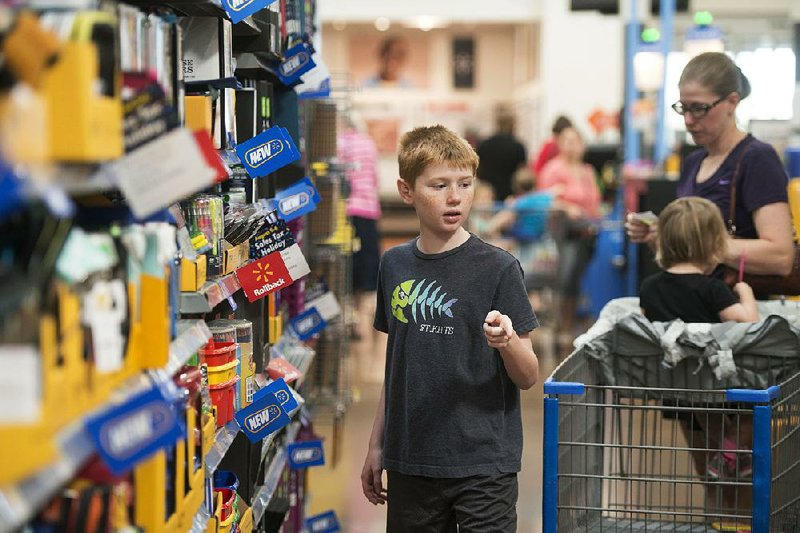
[676,134,788,239]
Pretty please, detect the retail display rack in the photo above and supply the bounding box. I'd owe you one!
[0,0,353,532]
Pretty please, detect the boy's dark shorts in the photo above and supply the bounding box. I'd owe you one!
[386,470,518,533]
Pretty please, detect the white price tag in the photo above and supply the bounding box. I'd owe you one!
[306,292,341,321]
[280,243,311,281]
[112,128,216,219]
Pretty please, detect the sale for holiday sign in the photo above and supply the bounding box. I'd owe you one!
[235,244,310,302]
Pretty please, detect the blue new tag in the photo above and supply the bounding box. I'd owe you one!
[305,511,341,533]
[252,378,299,415]
[85,384,185,475]
[234,390,291,443]
[235,126,300,178]
[289,307,326,341]
[278,43,317,85]
[275,177,320,221]
[287,439,325,469]
[280,128,301,161]
[221,0,278,24]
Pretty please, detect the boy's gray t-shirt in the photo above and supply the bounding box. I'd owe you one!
[374,235,538,477]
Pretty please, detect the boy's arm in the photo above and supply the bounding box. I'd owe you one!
[361,384,387,505]
[484,311,539,390]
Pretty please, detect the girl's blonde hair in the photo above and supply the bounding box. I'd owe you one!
[657,197,728,270]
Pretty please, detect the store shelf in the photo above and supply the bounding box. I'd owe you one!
[126,0,227,18]
[251,423,300,523]
[180,272,241,314]
[0,322,210,532]
[233,16,261,37]
[0,423,93,533]
[189,499,212,533]
[204,419,240,476]
[166,319,212,375]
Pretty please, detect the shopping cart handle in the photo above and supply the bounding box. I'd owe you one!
[725,386,781,403]
[543,381,586,395]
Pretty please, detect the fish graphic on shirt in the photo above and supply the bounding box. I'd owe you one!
[390,279,458,324]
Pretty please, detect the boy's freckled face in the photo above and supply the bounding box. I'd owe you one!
[408,164,475,236]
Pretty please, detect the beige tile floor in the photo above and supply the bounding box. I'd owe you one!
[305,327,562,532]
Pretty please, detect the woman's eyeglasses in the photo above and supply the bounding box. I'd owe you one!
[671,96,726,118]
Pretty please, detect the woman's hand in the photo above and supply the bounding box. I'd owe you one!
[625,213,658,244]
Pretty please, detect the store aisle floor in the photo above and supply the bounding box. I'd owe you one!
[306,328,561,532]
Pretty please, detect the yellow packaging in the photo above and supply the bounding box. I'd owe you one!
[181,255,208,292]
[185,95,213,133]
[223,240,249,275]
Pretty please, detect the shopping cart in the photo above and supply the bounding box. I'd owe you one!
[542,299,800,532]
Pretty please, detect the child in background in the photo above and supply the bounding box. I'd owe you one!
[640,196,758,487]
[640,196,758,323]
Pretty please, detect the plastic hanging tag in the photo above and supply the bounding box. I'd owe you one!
[221,0,279,24]
[287,439,325,469]
[277,42,317,85]
[235,126,301,178]
[235,244,310,302]
[288,307,326,341]
[234,389,291,443]
[85,383,185,475]
[305,511,341,533]
[275,177,320,221]
[280,128,301,161]
[253,378,299,415]
[250,215,296,258]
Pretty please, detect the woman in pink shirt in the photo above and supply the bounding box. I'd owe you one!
[538,126,602,350]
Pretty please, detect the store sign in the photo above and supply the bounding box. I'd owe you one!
[278,43,316,85]
[250,216,296,258]
[221,0,278,24]
[85,384,184,475]
[235,243,310,302]
[234,389,290,443]
[305,511,341,533]
[275,177,320,221]
[235,127,300,178]
[287,440,325,469]
[289,307,326,341]
[253,378,299,415]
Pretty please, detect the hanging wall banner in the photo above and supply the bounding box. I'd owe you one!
[221,0,278,25]
[234,389,290,443]
[287,439,325,469]
[235,243,310,302]
[235,126,300,178]
[452,37,475,89]
[85,384,184,475]
[305,511,341,533]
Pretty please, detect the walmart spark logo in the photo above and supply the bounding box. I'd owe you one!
[252,262,274,283]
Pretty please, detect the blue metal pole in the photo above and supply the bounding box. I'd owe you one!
[655,0,675,164]
[624,0,640,165]
[542,397,560,533]
[624,0,641,298]
[751,405,772,532]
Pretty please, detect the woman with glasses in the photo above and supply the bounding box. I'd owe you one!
[627,52,794,278]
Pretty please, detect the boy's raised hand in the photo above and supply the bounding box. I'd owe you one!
[484,310,513,348]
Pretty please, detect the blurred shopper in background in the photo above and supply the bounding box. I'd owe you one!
[338,113,386,381]
[477,104,527,202]
[539,126,602,350]
[531,115,573,176]
[626,52,793,285]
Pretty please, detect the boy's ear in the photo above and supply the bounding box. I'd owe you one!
[397,179,414,205]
